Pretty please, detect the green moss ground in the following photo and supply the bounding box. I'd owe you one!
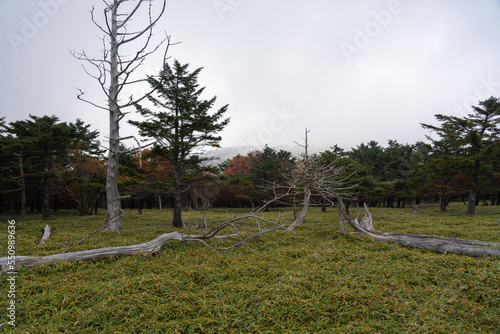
[0,203,499,333]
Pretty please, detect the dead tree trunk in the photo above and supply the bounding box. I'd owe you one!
[0,210,286,277]
[104,6,123,231]
[338,200,500,257]
[287,187,310,231]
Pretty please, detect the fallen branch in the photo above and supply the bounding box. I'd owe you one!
[64,215,121,253]
[338,200,500,257]
[0,211,286,276]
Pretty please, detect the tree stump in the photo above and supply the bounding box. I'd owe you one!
[39,225,53,244]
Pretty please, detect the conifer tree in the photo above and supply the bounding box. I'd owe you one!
[130,60,229,227]
[6,115,100,217]
[421,96,500,215]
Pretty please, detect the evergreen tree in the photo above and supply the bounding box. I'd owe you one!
[0,118,18,212]
[349,141,391,206]
[248,145,296,208]
[249,145,296,184]
[6,115,100,217]
[130,60,229,228]
[421,96,500,215]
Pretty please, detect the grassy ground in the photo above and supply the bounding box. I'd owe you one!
[0,203,499,333]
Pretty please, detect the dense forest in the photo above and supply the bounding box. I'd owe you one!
[1,96,499,217]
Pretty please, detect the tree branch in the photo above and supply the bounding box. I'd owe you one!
[0,208,286,276]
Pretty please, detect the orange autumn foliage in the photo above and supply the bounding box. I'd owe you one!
[223,156,252,177]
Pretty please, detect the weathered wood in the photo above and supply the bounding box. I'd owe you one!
[287,187,310,231]
[339,201,500,257]
[1,232,188,273]
[73,0,170,232]
[39,225,53,244]
[0,213,286,276]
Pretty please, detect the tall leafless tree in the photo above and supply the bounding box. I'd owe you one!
[72,0,172,232]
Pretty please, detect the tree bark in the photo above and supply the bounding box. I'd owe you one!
[287,187,310,231]
[158,192,163,211]
[439,191,448,212]
[18,157,26,218]
[103,4,123,232]
[173,195,183,227]
[466,159,480,215]
[42,160,50,218]
[172,169,183,228]
[338,200,500,257]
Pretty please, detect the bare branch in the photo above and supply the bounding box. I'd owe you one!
[119,0,166,45]
[75,88,108,111]
[116,0,145,29]
[90,5,110,36]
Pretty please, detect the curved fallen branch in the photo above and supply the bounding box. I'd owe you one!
[0,213,286,277]
[339,201,500,257]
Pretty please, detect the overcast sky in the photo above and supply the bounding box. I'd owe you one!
[1,0,500,154]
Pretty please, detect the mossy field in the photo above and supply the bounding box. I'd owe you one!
[1,203,499,333]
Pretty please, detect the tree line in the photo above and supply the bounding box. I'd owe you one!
[1,96,499,220]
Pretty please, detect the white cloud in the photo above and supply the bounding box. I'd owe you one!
[1,0,500,153]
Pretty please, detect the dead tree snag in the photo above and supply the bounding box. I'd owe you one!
[338,200,500,257]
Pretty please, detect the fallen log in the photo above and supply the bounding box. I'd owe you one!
[0,213,286,277]
[1,232,200,276]
[338,201,500,257]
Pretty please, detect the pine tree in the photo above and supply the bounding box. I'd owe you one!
[421,97,500,215]
[130,60,229,227]
[7,116,100,217]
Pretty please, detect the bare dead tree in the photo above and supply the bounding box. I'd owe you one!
[284,129,356,231]
[338,199,500,257]
[72,0,173,232]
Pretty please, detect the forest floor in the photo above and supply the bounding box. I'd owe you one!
[0,203,499,333]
